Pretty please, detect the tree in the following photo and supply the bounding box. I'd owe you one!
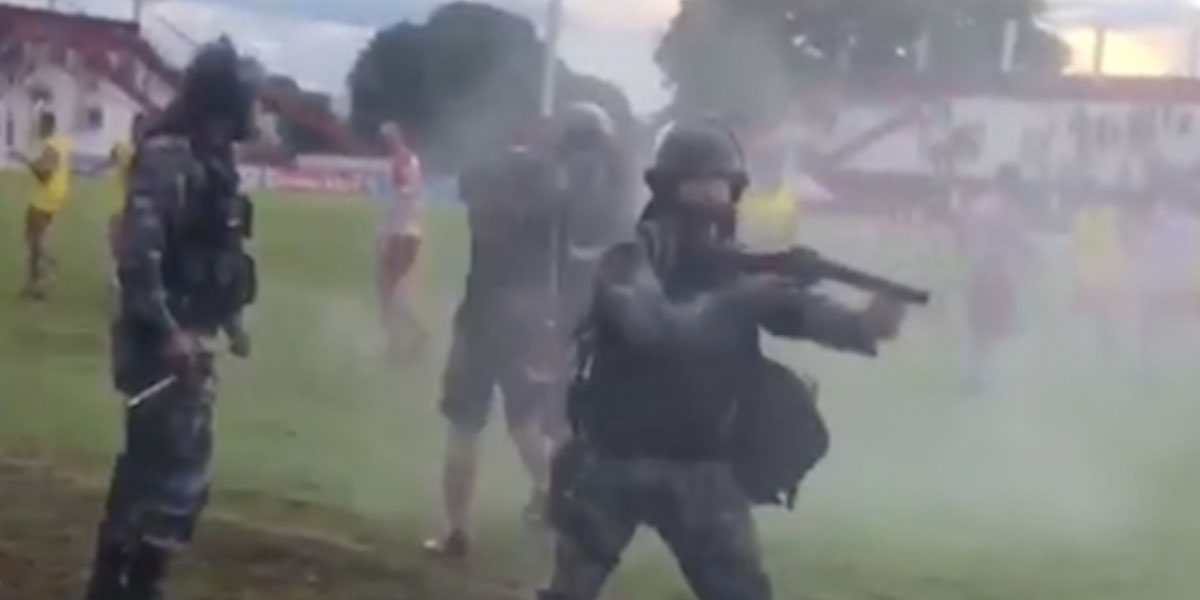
[348,2,639,174]
[657,0,1071,122]
[255,71,346,155]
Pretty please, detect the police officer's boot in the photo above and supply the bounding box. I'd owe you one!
[82,540,131,600]
[125,544,171,600]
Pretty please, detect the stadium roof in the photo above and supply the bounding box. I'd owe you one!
[1043,0,1200,29]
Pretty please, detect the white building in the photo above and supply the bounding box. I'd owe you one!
[0,4,175,170]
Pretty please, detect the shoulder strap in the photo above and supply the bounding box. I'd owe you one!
[636,218,678,280]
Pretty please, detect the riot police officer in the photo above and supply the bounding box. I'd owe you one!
[543,102,635,445]
[539,120,906,600]
[550,101,635,321]
[82,37,258,600]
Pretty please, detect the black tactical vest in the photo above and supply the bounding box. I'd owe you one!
[163,151,257,330]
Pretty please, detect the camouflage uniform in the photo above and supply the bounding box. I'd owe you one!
[540,120,884,600]
[544,103,635,444]
[544,444,769,600]
[84,37,256,600]
[102,135,248,547]
[540,219,878,600]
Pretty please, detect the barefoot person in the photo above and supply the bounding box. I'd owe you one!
[11,112,72,300]
[377,121,428,357]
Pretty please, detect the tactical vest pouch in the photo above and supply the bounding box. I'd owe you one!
[239,194,254,240]
[238,253,257,306]
[730,358,829,509]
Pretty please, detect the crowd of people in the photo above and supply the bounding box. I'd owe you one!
[824,171,1200,391]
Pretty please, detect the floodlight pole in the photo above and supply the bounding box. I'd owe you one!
[1093,27,1107,75]
[539,0,565,353]
[539,0,564,119]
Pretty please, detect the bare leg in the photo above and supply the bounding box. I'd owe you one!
[377,243,402,351]
[444,424,478,536]
[503,375,554,523]
[391,274,429,357]
[425,424,478,558]
[510,419,551,496]
[22,208,50,299]
[378,235,427,357]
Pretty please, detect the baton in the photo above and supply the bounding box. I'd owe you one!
[126,375,177,409]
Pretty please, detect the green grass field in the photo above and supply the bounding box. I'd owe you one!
[2,171,1199,599]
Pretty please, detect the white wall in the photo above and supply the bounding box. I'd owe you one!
[804,95,1200,187]
[0,61,157,167]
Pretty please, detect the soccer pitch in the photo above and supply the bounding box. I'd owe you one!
[1,172,1198,599]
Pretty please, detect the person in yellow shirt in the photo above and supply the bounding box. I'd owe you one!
[1069,198,1127,360]
[10,113,71,300]
[1071,200,1126,303]
[738,184,800,252]
[103,113,145,260]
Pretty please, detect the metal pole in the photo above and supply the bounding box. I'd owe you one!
[539,0,564,119]
[1000,19,1019,74]
[1092,27,1107,75]
[914,27,930,74]
[1188,20,1199,78]
[540,0,565,326]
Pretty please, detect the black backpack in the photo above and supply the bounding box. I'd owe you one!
[730,357,830,509]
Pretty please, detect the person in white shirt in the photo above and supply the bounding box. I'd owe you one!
[377,122,428,357]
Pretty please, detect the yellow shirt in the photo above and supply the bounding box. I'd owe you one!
[738,186,800,252]
[110,141,135,215]
[1071,205,1125,288]
[31,135,72,213]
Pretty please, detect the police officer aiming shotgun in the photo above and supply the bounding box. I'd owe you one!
[539,120,924,600]
[82,37,258,600]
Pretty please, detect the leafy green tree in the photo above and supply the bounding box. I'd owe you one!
[348,2,638,173]
[657,0,1070,122]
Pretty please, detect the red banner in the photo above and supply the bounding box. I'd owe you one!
[264,167,366,195]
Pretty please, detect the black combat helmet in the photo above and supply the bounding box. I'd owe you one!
[556,102,615,148]
[645,119,748,201]
[175,36,258,141]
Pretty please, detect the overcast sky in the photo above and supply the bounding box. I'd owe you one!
[12,0,1200,112]
[18,0,677,112]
